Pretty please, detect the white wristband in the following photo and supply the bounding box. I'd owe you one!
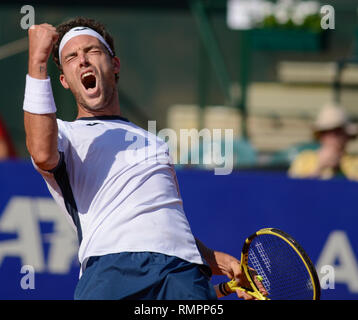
[23,74,57,114]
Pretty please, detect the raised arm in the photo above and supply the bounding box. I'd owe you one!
[24,24,60,171]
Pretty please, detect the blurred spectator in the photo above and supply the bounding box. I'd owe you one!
[288,103,358,181]
[0,115,17,160]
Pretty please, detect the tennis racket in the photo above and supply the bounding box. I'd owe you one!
[215,228,321,300]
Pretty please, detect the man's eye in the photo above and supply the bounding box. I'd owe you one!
[66,55,76,62]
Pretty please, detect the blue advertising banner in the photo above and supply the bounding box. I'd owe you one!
[0,161,79,300]
[178,170,358,300]
[0,161,357,300]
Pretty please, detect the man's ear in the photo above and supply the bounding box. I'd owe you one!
[112,56,120,75]
[59,73,70,89]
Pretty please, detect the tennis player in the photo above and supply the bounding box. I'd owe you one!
[23,17,262,300]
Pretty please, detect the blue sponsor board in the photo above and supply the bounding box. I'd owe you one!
[0,162,357,300]
[0,160,79,299]
[178,169,358,300]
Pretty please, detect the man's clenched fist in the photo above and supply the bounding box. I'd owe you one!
[28,23,59,79]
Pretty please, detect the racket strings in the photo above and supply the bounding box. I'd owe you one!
[247,234,315,300]
[248,250,271,292]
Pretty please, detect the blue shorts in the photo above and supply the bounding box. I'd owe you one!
[74,252,218,300]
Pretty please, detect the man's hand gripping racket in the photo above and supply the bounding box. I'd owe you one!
[215,228,321,300]
[214,249,269,300]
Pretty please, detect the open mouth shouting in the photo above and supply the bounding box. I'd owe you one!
[80,69,100,97]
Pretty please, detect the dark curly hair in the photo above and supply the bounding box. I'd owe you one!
[52,17,118,82]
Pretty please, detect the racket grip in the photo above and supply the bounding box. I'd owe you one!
[218,281,233,296]
[227,279,269,300]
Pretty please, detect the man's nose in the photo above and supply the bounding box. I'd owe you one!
[78,52,90,67]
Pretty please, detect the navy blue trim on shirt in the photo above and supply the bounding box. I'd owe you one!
[51,152,83,244]
[47,152,64,174]
[76,115,129,122]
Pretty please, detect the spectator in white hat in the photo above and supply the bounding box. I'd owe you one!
[289,103,358,180]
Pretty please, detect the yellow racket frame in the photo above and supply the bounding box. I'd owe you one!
[225,228,320,300]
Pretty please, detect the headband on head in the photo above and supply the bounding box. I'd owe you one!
[59,26,114,64]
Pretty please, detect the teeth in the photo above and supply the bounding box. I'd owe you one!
[81,72,94,79]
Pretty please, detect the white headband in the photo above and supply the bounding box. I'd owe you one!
[59,26,114,64]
